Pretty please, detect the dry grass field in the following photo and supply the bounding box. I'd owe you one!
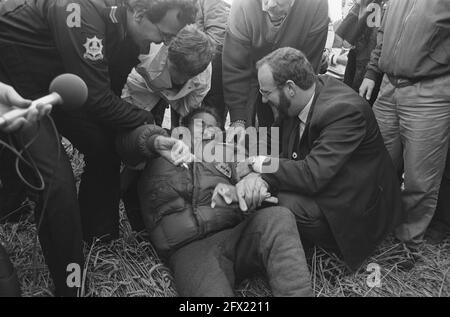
[1,140,449,297]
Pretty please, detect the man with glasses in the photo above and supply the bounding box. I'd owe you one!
[0,0,196,296]
[230,47,404,270]
[223,0,329,129]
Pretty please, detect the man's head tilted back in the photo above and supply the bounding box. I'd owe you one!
[124,0,198,47]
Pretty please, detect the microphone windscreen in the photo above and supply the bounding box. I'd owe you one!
[49,74,88,110]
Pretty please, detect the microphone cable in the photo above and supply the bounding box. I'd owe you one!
[0,114,62,286]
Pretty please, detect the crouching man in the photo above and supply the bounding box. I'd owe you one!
[116,107,313,297]
[238,47,404,270]
[122,24,215,127]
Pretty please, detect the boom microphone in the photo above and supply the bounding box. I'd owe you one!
[0,74,88,126]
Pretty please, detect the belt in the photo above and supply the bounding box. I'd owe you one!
[387,75,421,88]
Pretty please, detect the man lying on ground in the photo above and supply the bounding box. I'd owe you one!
[116,107,313,297]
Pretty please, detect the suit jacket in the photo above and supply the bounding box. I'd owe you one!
[262,75,404,270]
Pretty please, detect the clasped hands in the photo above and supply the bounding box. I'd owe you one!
[211,173,275,212]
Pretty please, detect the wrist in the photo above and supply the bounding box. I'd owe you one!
[249,156,270,174]
[232,120,246,128]
[150,135,163,152]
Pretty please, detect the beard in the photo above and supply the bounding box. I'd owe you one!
[276,90,291,119]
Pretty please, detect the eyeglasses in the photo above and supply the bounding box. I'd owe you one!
[155,23,176,44]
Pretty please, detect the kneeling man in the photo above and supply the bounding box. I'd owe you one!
[238,47,404,270]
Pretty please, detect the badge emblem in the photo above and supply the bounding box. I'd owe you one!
[215,163,232,179]
[83,36,104,61]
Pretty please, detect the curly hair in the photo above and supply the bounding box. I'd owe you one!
[125,0,198,25]
[168,24,215,78]
[256,47,316,90]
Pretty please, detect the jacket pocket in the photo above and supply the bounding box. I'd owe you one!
[428,26,450,65]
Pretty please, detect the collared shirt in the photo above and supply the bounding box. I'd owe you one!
[298,93,315,141]
[121,43,212,117]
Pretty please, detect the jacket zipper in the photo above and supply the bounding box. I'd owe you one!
[191,161,204,235]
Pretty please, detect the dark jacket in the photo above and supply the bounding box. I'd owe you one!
[365,0,450,81]
[0,0,152,130]
[222,0,329,123]
[262,76,404,270]
[338,0,387,96]
[116,126,244,255]
[138,157,243,255]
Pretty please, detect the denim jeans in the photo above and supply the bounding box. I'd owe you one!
[168,207,312,297]
[435,142,450,226]
[373,74,450,243]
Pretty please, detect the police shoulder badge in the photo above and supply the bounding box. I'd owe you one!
[215,163,232,179]
[83,36,104,61]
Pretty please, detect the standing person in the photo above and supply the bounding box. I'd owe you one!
[0,82,51,297]
[0,0,197,296]
[337,0,388,105]
[236,47,403,270]
[222,0,329,129]
[0,0,197,242]
[196,0,230,124]
[359,0,450,246]
[429,150,450,242]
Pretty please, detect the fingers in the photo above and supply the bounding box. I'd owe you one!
[211,188,219,209]
[259,185,268,206]
[4,86,31,109]
[173,146,193,166]
[3,118,27,133]
[366,85,373,101]
[250,179,262,210]
[25,105,39,124]
[226,125,245,144]
[236,183,248,212]
[359,79,375,101]
[212,184,238,209]
[220,186,233,205]
[171,140,191,165]
[359,85,366,98]
[35,103,52,118]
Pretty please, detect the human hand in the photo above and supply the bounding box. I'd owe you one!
[359,78,376,101]
[0,83,52,132]
[225,121,246,144]
[153,136,194,166]
[235,173,269,212]
[211,183,238,209]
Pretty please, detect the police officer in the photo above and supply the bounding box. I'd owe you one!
[0,0,197,296]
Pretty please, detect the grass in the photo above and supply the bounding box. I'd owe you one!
[1,142,449,297]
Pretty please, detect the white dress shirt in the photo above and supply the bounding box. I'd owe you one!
[298,93,315,141]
